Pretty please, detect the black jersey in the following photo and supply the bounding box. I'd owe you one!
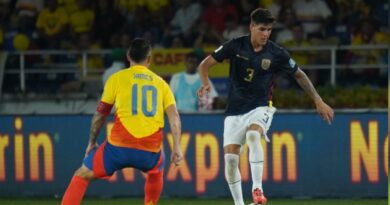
[211,35,298,115]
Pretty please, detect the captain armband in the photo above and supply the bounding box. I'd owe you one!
[96,101,113,115]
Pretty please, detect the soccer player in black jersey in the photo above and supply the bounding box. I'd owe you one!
[197,8,334,205]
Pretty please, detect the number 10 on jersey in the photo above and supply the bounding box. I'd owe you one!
[131,84,157,117]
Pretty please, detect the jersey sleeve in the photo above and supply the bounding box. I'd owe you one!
[211,39,235,62]
[277,48,298,75]
[162,81,176,110]
[101,73,117,105]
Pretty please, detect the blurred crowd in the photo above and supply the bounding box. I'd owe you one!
[0,0,388,96]
[0,0,388,50]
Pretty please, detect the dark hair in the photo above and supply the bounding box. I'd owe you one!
[250,8,275,24]
[186,52,199,61]
[127,38,152,63]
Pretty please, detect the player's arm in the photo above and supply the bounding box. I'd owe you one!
[85,72,116,155]
[84,112,107,156]
[88,112,107,144]
[85,101,113,156]
[165,104,183,166]
[198,55,218,97]
[294,68,334,124]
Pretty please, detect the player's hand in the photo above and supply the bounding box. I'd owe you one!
[197,84,211,97]
[315,99,334,125]
[85,142,99,157]
[170,147,183,166]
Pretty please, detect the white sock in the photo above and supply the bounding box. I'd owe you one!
[246,130,264,192]
[225,153,245,205]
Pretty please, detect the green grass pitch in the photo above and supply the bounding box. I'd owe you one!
[0,198,386,205]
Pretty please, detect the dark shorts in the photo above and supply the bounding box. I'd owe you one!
[83,141,165,178]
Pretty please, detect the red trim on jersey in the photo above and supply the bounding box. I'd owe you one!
[96,101,113,115]
[93,141,107,178]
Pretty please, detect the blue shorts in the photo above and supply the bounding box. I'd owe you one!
[83,141,165,178]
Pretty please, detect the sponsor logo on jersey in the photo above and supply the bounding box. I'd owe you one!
[236,54,249,60]
[289,58,296,68]
[261,59,271,70]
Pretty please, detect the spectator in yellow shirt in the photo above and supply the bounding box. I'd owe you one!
[115,0,169,13]
[351,18,389,65]
[36,0,68,48]
[350,18,389,85]
[69,0,94,38]
[57,0,78,15]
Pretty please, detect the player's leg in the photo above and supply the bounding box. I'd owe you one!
[61,165,96,205]
[102,143,165,205]
[245,106,276,204]
[224,116,246,205]
[224,144,244,205]
[144,150,165,205]
[62,141,113,205]
[246,125,264,192]
[144,169,164,205]
[246,125,267,204]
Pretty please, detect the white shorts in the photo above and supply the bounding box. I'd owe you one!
[223,106,276,147]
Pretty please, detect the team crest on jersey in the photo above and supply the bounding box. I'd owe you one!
[261,59,271,70]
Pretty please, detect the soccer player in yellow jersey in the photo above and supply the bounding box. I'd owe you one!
[62,38,183,205]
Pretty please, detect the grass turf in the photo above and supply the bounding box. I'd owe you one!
[0,198,386,205]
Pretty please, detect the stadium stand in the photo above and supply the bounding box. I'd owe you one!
[0,0,388,110]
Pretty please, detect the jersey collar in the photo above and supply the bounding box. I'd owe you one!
[130,65,148,70]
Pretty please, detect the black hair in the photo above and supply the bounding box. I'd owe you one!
[186,52,199,60]
[127,38,152,63]
[250,8,275,24]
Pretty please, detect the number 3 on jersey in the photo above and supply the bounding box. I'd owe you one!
[244,68,254,82]
[131,84,157,117]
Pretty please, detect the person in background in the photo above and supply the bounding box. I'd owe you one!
[222,14,247,41]
[163,0,201,47]
[195,0,238,47]
[15,0,44,32]
[170,51,218,112]
[68,0,94,39]
[36,0,68,49]
[102,48,126,86]
[350,18,389,86]
[282,22,318,84]
[93,0,125,48]
[292,0,332,39]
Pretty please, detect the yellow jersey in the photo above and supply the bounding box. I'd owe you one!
[100,65,175,152]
